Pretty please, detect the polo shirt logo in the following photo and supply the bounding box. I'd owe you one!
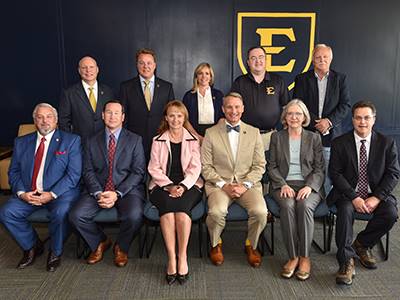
[266,87,275,95]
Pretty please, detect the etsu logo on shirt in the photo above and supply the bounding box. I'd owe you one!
[236,12,316,91]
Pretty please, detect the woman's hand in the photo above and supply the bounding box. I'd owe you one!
[280,185,296,198]
[296,186,312,200]
[167,185,185,198]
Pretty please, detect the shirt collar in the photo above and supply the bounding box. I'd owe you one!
[106,127,122,140]
[82,80,98,91]
[139,75,155,85]
[353,131,372,144]
[225,120,241,127]
[36,129,55,143]
[197,86,211,96]
[314,71,329,80]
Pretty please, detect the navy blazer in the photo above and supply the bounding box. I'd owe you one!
[327,130,400,207]
[182,87,224,134]
[83,128,146,196]
[58,82,114,139]
[8,129,82,197]
[119,76,174,159]
[293,69,351,146]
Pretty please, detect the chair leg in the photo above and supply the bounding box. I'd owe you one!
[327,213,335,252]
[311,217,327,254]
[146,224,159,258]
[271,219,275,255]
[138,228,144,258]
[385,231,389,261]
[198,221,203,258]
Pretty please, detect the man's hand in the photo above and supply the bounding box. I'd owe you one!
[365,196,381,213]
[315,118,331,134]
[39,192,54,204]
[222,183,239,198]
[20,191,42,206]
[231,183,248,198]
[98,191,118,208]
[352,197,370,214]
[296,186,312,200]
[280,185,296,199]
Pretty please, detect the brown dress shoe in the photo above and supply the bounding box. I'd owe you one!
[245,245,262,267]
[209,244,224,266]
[352,240,377,269]
[336,258,355,285]
[87,237,112,264]
[113,244,128,267]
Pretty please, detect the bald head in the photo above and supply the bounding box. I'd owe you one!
[78,56,99,86]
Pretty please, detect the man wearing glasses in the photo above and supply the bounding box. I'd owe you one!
[328,101,399,285]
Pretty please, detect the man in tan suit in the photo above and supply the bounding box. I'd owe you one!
[201,92,267,267]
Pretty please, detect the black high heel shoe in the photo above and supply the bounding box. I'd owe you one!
[166,273,177,285]
[177,272,189,285]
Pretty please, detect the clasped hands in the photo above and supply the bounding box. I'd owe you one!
[352,196,380,214]
[164,185,185,198]
[20,191,54,206]
[315,118,331,134]
[97,191,118,208]
[222,183,248,198]
[280,185,312,200]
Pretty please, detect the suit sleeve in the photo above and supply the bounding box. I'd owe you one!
[58,89,72,132]
[327,74,351,127]
[51,135,82,197]
[305,134,325,192]
[267,132,288,189]
[201,130,224,184]
[279,78,289,107]
[147,140,174,187]
[8,138,26,194]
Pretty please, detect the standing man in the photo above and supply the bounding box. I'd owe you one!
[120,48,175,160]
[201,92,268,268]
[69,100,146,267]
[0,103,82,272]
[231,46,289,151]
[293,44,351,192]
[328,101,399,285]
[59,56,114,140]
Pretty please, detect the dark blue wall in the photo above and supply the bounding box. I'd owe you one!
[1,0,399,145]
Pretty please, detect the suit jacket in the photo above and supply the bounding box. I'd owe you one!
[201,121,265,195]
[327,130,400,207]
[119,76,174,158]
[148,128,204,190]
[83,128,146,196]
[268,129,325,196]
[293,69,351,146]
[8,129,82,197]
[58,82,114,139]
[182,87,224,129]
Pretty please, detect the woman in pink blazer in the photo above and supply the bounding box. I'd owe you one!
[148,100,203,285]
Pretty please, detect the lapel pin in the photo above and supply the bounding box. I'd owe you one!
[157,84,160,88]
[101,91,104,95]
[56,138,60,142]
[243,131,246,134]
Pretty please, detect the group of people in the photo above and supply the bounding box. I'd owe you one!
[0,44,398,287]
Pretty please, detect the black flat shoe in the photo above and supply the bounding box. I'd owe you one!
[166,273,177,285]
[177,272,189,285]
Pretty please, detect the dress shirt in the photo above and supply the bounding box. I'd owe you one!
[354,131,372,193]
[139,75,155,100]
[315,72,328,118]
[82,80,98,102]
[197,87,214,124]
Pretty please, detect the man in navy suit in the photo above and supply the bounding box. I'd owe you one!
[69,100,146,267]
[328,101,400,285]
[120,48,174,160]
[0,103,82,272]
[59,56,114,140]
[293,44,351,192]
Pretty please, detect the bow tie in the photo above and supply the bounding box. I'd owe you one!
[226,124,240,132]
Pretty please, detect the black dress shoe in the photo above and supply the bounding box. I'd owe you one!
[17,239,44,269]
[47,252,61,272]
[177,272,189,285]
[166,273,177,285]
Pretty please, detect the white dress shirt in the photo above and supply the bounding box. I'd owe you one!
[197,87,214,124]
[35,130,56,192]
[82,80,98,102]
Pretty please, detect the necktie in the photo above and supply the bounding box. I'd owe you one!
[104,134,116,191]
[31,137,46,191]
[88,87,97,112]
[144,80,151,110]
[226,124,240,132]
[357,139,369,199]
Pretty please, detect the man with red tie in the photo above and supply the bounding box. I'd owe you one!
[69,100,146,267]
[0,103,82,272]
[328,101,400,285]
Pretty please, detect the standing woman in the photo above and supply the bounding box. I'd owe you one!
[148,100,203,285]
[268,99,325,280]
[183,62,224,142]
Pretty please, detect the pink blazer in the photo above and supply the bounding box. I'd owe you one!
[148,128,204,190]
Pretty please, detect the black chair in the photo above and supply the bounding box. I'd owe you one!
[264,194,330,255]
[328,205,391,261]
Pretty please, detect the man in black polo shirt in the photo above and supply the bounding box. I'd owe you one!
[231,46,289,151]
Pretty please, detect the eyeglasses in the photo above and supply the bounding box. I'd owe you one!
[249,55,265,62]
[287,112,303,118]
[353,115,375,122]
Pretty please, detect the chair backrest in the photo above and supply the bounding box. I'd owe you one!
[18,124,36,136]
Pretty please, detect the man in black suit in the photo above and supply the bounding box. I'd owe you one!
[59,56,114,140]
[328,101,399,285]
[293,44,351,192]
[119,48,174,160]
[69,100,146,267]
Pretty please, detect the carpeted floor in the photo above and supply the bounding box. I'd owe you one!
[0,190,399,300]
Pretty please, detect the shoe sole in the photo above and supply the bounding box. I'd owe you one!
[336,273,355,285]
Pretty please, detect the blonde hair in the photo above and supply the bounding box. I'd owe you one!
[158,100,190,134]
[281,99,311,129]
[312,44,333,59]
[191,62,215,93]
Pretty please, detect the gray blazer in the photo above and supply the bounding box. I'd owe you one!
[268,129,325,196]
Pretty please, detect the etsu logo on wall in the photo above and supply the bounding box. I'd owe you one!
[236,12,316,90]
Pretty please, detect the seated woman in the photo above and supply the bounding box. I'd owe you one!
[268,99,325,281]
[183,62,224,142]
[148,100,203,285]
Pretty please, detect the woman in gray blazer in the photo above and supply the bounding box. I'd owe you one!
[268,99,325,281]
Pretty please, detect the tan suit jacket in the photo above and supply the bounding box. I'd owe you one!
[201,121,265,195]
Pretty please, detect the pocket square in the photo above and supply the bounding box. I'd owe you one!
[55,151,66,155]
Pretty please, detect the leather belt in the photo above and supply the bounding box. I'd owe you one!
[259,129,274,134]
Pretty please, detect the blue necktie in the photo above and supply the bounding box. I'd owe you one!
[226,124,240,132]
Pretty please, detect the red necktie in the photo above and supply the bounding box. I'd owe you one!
[357,140,369,199]
[104,134,116,191]
[31,137,46,191]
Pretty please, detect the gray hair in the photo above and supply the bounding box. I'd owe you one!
[281,99,311,128]
[313,43,333,59]
[223,92,243,105]
[32,103,58,120]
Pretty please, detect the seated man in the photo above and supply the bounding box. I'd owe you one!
[201,92,268,267]
[0,103,82,272]
[328,101,400,285]
[69,100,146,267]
